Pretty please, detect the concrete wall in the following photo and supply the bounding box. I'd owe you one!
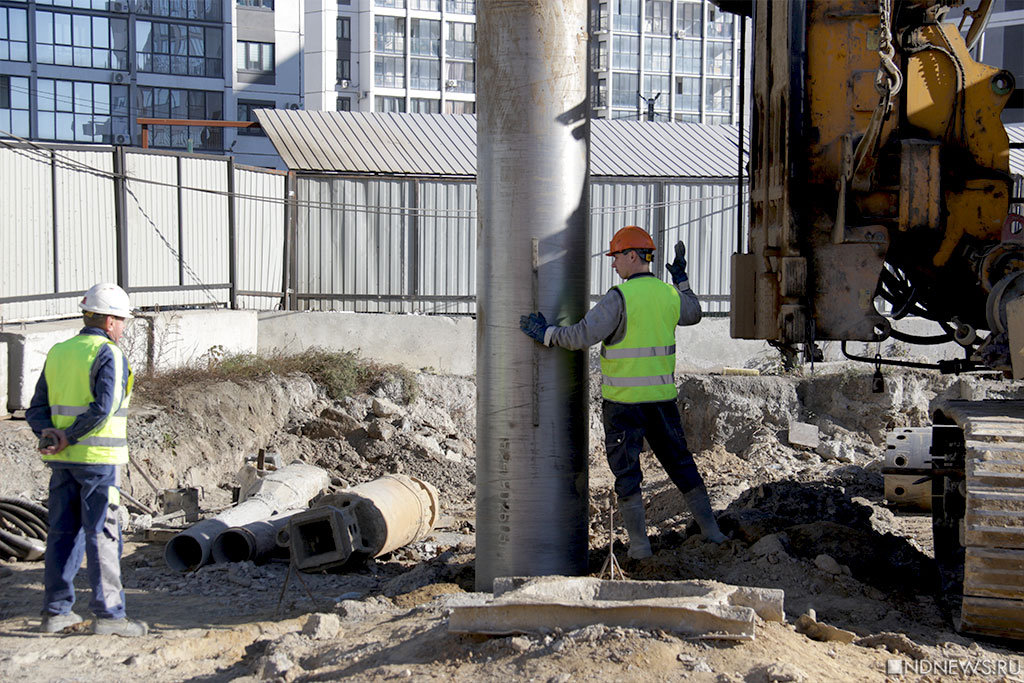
[257,311,476,375]
[3,311,258,412]
[2,308,969,412]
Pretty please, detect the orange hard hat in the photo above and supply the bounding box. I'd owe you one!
[606,226,656,255]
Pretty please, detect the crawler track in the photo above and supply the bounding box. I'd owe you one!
[941,401,1024,640]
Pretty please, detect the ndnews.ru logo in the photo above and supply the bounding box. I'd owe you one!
[887,658,1021,677]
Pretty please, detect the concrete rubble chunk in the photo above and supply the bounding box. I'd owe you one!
[448,576,785,640]
[367,420,395,442]
[302,613,342,640]
[853,632,927,660]
[788,420,820,449]
[372,397,402,418]
[750,533,788,558]
[794,611,856,644]
[814,554,844,575]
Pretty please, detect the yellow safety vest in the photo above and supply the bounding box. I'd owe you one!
[600,276,679,403]
[43,334,133,465]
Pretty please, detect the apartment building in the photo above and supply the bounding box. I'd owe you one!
[0,0,743,169]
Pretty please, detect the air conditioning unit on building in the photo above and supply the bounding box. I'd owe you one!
[110,1,128,12]
[445,79,458,89]
[674,29,686,39]
[340,79,350,88]
[288,103,301,110]
[111,72,127,84]
[114,134,128,144]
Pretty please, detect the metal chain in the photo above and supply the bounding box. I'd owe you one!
[876,0,903,103]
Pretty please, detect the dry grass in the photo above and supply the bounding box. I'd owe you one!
[135,348,419,406]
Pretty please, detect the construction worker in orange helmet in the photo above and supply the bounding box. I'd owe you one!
[520,226,725,559]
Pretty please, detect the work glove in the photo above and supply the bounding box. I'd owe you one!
[666,240,688,285]
[519,311,549,344]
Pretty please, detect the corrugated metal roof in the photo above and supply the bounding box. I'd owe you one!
[1009,122,1023,177]
[255,109,746,178]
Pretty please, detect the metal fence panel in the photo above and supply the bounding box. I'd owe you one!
[296,177,412,313]
[589,181,658,298]
[235,167,286,310]
[124,152,183,307]
[664,181,744,315]
[179,157,230,306]
[417,180,476,314]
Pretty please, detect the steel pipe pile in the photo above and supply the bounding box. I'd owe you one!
[475,0,591,591]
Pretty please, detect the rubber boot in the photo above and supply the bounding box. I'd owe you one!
[618,494,653,559]
[682,485,727,544]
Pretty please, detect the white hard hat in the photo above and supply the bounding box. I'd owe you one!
[80,283,133,318]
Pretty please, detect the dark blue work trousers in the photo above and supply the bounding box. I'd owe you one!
[43,463,126,620]
[602,399,705,499]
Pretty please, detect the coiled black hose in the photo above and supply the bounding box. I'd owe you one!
[0,497,48,562]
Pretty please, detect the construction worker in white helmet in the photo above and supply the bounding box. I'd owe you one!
[25,283,148,636]
[520,227,725,560]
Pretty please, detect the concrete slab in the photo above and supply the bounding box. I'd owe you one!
[257,311,476,375]
[448,575,785,640]
[788,420,820,449]
[0,320,80,411]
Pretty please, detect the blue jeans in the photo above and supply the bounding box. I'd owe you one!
[602,399,705,499]
[43,463,126,620]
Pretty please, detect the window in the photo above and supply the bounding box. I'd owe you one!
[446,22,474,60]
[411,98,440,113]
[410,58,440,90]
[446,61,474,93]
[644,36,670,72]
[375,55,405,88]
[676,39,700,74]
[34,0,118,9]
[376,96,406,113]
[411,0,440,9]
[135,0,222,21]
[675,76,699,111]
[237,0,274,8]
[337,16,351,83]
[37,79,129,144]
[137,86,223,150]
[612,0,639,32]
[705,77,732,113]
[592,39,607,71]
[375,15,404,54]
[611,72,637,107]
[674,112,699,123]
[706,41,732,76]
[0,8,28,62]
[591,77,607,109]
[612,35,638,69]
[376,0,405,7]
[237,100,272,136]
[445,100,474,114]
[137,21,222,77]
[642,74,669,102]
[445,0,475,15]
[237,41,274,73]
[677,2,701,38]
[37,12,129,70]
[707,5,733,39]
[336,97,352,111]
[0,75,29,138]
[644,0,670,35]
[411,19,440,57]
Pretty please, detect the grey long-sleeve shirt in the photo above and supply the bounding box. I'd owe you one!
[542,272,702,350]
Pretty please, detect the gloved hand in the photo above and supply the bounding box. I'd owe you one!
[519,311,549,343]
[666,240,688,284]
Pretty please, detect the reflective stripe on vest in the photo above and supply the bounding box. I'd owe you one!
[43,333,133,465]
[600,276,680,403]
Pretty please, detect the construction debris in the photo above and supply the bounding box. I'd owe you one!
[448,576,784,639]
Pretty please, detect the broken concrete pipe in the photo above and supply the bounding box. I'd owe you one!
[278,474,440,573]
[211,511,299,565]
[165,463,330,572]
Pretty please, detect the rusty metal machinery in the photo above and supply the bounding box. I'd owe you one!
[730,0,1017,370]
[720,0,1024,640]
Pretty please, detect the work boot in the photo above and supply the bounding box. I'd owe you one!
[682,485,727,544]
[40,612,83,633]
[92,617,148,637]
[618,493,653,559]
